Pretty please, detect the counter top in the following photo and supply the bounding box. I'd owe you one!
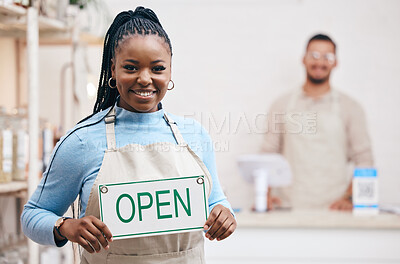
[235,210,400,229]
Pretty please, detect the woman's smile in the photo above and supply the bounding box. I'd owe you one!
[129,89,158,99]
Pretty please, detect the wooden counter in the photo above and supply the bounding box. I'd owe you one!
[205,210,400,264]
[235,210,400,229]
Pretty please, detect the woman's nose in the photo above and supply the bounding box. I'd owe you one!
[137,69,152,86]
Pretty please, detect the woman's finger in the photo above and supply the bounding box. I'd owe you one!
[92,217,113,243]
[207,213,228,239]
[205,211,227,240]
[209,216,229,240]
[204,206,222,231]
[217,222,236,241]
[77,236,95,254]
[85,223,109,250]
[81,230,102,252]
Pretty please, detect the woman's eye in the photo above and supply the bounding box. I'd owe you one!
[153,65,166,72]
[123,65,137,71]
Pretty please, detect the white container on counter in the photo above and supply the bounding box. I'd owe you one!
[353,168,379,215]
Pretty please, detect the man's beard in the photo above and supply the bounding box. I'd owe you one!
[307,73,329,84]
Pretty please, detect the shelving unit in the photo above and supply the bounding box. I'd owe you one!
[1,2,105,263]
[0,181,27,196]
[0,2,25,16]
[1,2,66,32]
[0,2,103,44]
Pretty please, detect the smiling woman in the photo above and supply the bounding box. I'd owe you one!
[21,6,236,264]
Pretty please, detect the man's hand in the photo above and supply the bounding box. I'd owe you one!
[268,195,282,210]
[55,215,113,253]
[330,197,353,211]
[204,205,236,241]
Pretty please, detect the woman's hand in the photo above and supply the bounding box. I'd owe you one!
[203,204,236,241]
[57,216,113,253]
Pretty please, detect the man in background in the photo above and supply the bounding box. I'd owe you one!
[262,34,374,210]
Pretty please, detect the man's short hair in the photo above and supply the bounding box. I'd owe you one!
[306,34,336,52]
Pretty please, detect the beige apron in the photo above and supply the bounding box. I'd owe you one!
[81,108,213,264]
[278,90,349,209]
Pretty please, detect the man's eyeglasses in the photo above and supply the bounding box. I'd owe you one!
[306,51,336,65]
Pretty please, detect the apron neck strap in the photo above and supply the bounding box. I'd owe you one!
[331,89,340,114]
[104,107,117,150]
[163,113,187,146]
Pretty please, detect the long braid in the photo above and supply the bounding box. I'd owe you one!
[94,12,132,113]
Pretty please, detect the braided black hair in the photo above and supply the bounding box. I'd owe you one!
[93,6,172,114]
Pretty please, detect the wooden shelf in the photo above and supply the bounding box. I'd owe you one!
[38,16,66,31]
[0,181,27,196]
[0,3,69,38]
[0,3,103,45]
[0,16,68,36]
[0,2,26,16]
[39,31,104,45]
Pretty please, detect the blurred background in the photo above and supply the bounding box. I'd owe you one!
[0,0,399,263]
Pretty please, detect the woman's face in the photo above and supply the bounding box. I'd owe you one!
[111,34,171,113]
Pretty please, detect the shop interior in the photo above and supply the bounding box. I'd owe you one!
[0,0,399,263]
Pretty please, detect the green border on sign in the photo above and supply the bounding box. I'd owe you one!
[113,226,204,239]
[98,175,208,238]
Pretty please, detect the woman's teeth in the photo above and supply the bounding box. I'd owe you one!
[134,91,154,97]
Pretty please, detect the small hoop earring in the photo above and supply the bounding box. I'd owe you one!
[167,80,175,90]
[108,77,117,88]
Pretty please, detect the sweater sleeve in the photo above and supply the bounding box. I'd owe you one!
[21,133,85,246]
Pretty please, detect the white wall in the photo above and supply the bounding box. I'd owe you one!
[41,0,400,210]
[38,45,101,133]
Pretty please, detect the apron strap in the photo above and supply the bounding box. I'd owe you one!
[331,89,340,115]
[286,89,302,112]
[104,107,117,151]
[163,112,187,146]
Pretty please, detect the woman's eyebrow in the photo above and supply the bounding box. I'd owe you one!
[124,59,139,64]
[151,59,165,64]
[123,59,165,64]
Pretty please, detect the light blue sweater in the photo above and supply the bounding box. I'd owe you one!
[21,103,232,246]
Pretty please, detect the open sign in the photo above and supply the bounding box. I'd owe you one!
[98,176,208,240]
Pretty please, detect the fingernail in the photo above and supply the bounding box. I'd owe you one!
[204,225,209,230]
[105,245,109,250]
[109,237,113,242]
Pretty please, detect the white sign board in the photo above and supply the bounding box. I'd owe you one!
[98,175,208,240]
